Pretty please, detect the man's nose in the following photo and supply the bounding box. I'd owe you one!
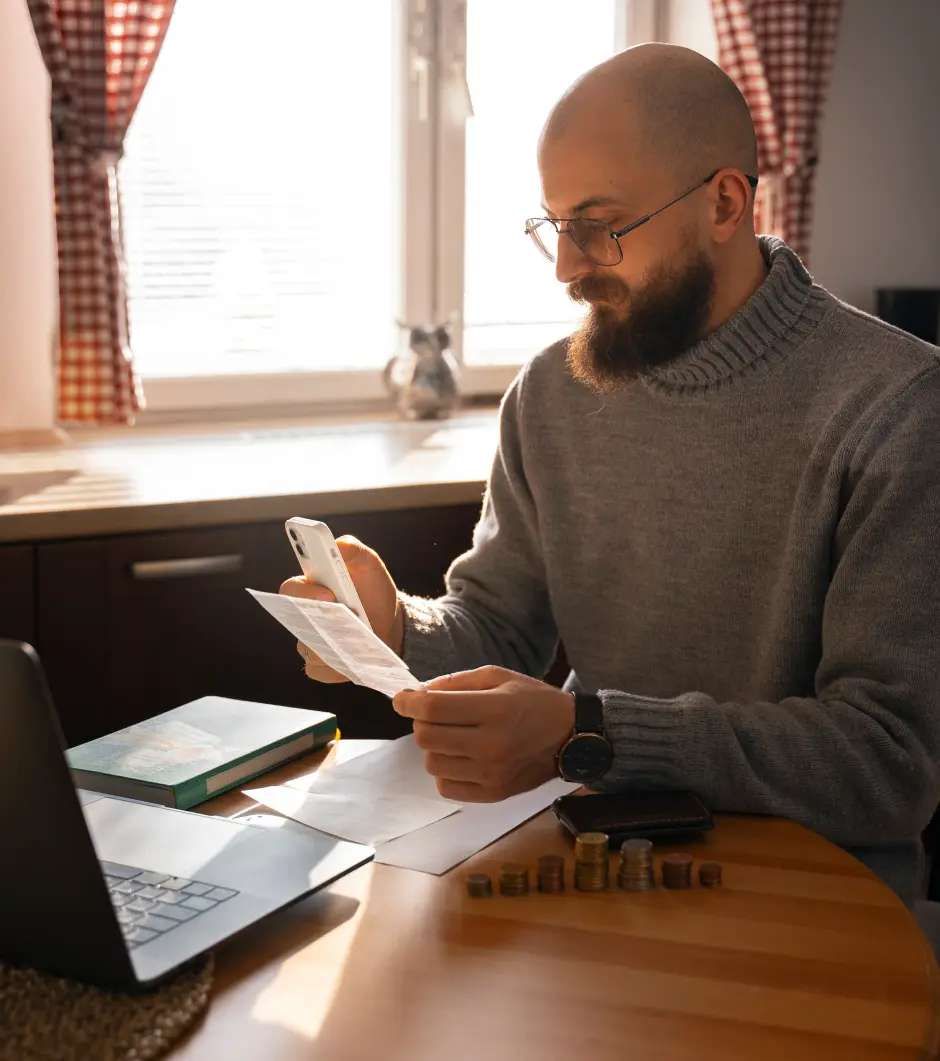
[554,231,595,285]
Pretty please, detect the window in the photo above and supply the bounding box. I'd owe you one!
[120,1,629,410]
[462,0,621,365]
[121,0,395,380]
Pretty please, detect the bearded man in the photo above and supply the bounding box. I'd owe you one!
[282,43,940,906]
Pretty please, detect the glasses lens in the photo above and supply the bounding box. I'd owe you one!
[567,218,620,265]
[525,218,558,262]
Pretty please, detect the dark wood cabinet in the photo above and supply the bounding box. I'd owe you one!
[36,504,480,747]
[0,544,35,647]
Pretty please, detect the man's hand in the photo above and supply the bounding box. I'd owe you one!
[392,666,575,802]
[279,536,403,683]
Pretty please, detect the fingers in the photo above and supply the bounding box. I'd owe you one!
[295,640,348,684]
[334,534,366,555]
[334,536,373,573]
[433,777,496,803]
[423,752,485,784]
[279,575,337,603]
[422,666,511,692]
[393,689,495,725]
[412,718,489,756]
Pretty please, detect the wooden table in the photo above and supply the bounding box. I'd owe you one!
[169,746,940,1061]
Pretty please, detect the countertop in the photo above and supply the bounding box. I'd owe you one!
[0,410,498,544]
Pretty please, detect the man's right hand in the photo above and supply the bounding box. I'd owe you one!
[279,535,404,683]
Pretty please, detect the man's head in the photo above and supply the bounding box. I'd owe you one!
[536,43,760,392]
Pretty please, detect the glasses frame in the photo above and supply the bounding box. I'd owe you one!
[525,169,760,267]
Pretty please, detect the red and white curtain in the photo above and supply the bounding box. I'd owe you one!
[710,0,843,265]
[27,0,176,424]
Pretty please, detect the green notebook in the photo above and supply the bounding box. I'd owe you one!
[67,696,337,809]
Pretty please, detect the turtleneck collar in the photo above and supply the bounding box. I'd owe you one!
[641,235,830,398]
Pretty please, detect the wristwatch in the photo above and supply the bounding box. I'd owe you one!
[556,694,614,784]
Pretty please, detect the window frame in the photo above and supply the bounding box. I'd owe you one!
[133,0,635,419]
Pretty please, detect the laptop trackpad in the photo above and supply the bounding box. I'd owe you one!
[82,796,366,901]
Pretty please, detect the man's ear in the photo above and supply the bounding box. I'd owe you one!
[710,169,753,245]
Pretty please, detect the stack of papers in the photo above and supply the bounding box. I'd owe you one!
[246,586,579,873]
[246,737,578,874]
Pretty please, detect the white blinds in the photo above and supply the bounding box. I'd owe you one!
[120,0,395,378]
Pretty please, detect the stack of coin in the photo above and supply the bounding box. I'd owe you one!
[617,838,655,891]
[699,861,722,887]
[466,873,493,898]
[499,863,530,896]
[661,852,694,889]
[574,832,610,892]
[537,854,565,893]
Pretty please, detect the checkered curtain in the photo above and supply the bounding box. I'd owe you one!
[710,0,843,265]
[27,0,176,424]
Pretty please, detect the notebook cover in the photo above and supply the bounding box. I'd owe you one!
[67,696,336,808]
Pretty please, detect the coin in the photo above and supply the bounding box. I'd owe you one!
[575,832,609,862]
[465,873,493,898]
[618,837,655,891]
[499,863,530,896]
[661,852,694,889]
[537,854,565,893]
[574,864,609,891]
[699,861,722,887]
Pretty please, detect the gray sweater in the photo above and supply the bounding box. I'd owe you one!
[401,236,940,905]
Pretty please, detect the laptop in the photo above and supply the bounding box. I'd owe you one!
[0,640,374,991]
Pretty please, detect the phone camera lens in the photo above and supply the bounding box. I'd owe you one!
[289,528,298,541]
[296,544,306,558]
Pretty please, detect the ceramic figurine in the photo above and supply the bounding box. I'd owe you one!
[383,325,460,420]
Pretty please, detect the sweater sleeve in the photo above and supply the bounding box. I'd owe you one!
[401,369,559,682]
[594,367,940,847]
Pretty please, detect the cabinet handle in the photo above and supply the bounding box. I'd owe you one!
[130,554,245,581]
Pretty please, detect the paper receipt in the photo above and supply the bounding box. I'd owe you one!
[247,589,421,699]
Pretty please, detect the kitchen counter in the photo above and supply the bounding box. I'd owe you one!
[0,410,498,543]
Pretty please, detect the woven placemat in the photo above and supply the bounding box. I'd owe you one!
[0,954,213,1061]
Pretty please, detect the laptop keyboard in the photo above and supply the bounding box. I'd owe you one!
[101,860,239,949]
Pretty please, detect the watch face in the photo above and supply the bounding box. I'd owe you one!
[559,733,614,784]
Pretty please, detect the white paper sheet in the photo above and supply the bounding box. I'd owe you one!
[247,589,421,698]
[245,736,579,875]
[244,783,460,847]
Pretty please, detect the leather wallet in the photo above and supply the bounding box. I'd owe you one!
[552,789,714,844]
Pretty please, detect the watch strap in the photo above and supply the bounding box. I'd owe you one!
[573,693,605,736]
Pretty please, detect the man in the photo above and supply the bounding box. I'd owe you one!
[282,44,940,905]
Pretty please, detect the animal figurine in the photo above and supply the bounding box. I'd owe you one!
[383,325,460,420]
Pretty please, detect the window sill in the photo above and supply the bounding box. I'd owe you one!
[1,405,500,543]
[131,362,519,426]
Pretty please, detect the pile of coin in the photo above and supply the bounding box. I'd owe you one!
[617,838,655,891]
[661,852,694,889]
[465,873,493,898]
[466,845,722,900]
[499,863,530,896]
[699,861,722,887]
[537,854,565,893]
[574,832,610,892]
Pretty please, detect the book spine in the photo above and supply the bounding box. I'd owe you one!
[174,776,208,810]
[70,770,178,807]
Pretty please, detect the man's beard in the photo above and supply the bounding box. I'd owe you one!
[565,248,716,393]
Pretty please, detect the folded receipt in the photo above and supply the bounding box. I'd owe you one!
[247,589,421,699]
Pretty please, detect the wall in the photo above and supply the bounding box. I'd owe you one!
[811,0,940,312]
[661,0,940,314]
[0,0,57,434]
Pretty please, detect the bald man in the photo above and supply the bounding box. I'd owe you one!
[282,45,940,905]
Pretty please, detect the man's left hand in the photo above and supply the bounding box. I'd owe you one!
[392,666,575,802]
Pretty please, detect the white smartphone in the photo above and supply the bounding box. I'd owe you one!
[285,517,373,630]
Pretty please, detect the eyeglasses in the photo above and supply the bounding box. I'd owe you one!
[524,170,759,267]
